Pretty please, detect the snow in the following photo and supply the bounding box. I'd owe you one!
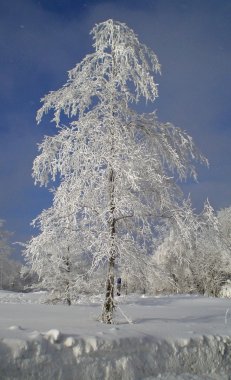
[0,291,230,379]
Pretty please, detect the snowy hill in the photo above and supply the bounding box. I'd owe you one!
[0,291,230,379]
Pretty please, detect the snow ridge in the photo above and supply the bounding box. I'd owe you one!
[0,333,230,379]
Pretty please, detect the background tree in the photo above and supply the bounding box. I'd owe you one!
[25,20,206,323]
[0,219,23,291]
[218,206,231,253]
[149,201,230,296]
[24,202,101,304]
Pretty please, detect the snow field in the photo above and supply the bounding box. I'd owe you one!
[0,292,230,379]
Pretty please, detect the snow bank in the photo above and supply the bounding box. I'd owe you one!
[0,331,230,379]
[0,293,230,379]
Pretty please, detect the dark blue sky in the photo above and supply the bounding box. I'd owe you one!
[0,0,230,259]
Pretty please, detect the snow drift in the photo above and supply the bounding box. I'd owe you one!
[0,292,230,379]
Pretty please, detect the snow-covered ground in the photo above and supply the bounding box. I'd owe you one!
[0,291,230,379]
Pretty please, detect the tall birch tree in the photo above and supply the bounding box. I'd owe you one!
[25,20,206,323]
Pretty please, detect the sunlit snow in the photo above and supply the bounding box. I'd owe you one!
[0,291,230,379]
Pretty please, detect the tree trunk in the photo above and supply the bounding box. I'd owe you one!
[102,167,116,323]
[65,249,71,306]
[66,283,71,305]
[102,256,115,323]
[102,28,117,323]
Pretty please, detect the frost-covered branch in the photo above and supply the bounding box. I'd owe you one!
[26,19,207,322]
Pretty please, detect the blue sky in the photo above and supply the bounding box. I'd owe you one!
[0,0,230,259]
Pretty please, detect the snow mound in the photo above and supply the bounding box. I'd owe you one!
[44,329,61,343]
[0,334,230,379]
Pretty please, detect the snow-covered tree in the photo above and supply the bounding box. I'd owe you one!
[26,20,206,323]
[25,207,78,304]
[189,202,229,296]
[150,201,230,296]
[25,203,103,303]
[0,219,23,290]
[147,199,202,294]
[0,219,12,289]
[218,206,231,252]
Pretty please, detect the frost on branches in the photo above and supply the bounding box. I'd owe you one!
[25,20,206,323]
[149,201,231,297]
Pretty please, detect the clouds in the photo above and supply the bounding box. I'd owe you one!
[0,0,230,255]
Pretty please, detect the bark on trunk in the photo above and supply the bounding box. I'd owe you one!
[64,251,71,306]
[102,256,115,323]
